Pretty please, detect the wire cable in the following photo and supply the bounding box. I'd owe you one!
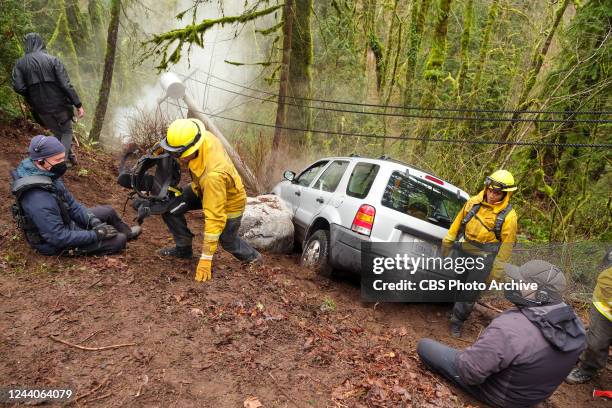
[188,79,612,124]
[166,100,612,148]
[177,70,612,117]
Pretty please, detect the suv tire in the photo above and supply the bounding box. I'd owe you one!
[300,229,334,278]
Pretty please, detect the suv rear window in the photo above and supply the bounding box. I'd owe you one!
[347,163,380,198]
[381,171,466,229]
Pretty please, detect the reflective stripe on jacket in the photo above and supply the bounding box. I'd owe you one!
[188,130,246,258]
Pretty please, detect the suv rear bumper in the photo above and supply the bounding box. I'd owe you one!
[330,224,370,273]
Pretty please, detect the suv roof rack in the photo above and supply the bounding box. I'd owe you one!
[349,153,360,157]
[377,155,438,177]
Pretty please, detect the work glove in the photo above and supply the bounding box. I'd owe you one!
[195,258,212,282]
[94,223,118,241]
[441,242,452,258]
[88,215,103,228]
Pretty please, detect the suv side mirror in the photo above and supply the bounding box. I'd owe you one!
[283,170,296,182]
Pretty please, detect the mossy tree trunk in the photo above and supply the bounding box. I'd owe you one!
[47,0,83,90]
[467,0,498,109]
[415,0,453,155]
[89,0,120,142]
[286,0,313,146]
[402,0,431,107]
[456,0,473,99]
[271,0,293,153]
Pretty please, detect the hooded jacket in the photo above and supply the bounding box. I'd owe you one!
[187,130,246,260]
[12,33,82,114]
[443,189,518,281]
[14,159,97,255]
[457,303,586,408]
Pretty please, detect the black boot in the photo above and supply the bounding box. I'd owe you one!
[158,246,192,259]
[449,315,464,338]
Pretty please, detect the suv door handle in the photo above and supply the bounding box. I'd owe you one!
[294,191,301,196]
[316,197,324,203]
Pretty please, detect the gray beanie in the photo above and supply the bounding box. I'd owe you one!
[505,260,567,303]
[29,135,65,161]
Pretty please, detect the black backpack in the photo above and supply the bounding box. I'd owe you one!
[10,172,71,245]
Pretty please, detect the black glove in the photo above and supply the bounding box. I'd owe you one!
[136,205,151,225]
[89,216,103,228]
[94,223,118,241]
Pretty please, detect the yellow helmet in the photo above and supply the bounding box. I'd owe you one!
[485,169,517,192]
[160,119,205,158]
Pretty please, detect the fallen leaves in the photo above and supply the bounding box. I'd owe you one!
[243,396,263,408]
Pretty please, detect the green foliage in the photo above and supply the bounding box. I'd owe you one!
[0,0,32,119]
[143,3,284,70]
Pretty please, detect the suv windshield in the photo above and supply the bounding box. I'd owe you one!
[381,171,466,229]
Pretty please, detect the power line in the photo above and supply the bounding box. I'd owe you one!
[177,71,612,117]
[166,100,612,149]
[187,78,612,124]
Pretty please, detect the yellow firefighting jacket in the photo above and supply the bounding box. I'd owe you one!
[443,189,518,281]
[188,130,246,260]
[593,267,612,321]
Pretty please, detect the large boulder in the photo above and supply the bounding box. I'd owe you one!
[238,195,294,253]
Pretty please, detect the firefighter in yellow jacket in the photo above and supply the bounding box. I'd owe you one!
[158,119,262,281]
[566,249,611,384]
[442,170,518,337]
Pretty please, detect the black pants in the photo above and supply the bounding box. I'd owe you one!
[450,247,496,325]
[72,206,129,256]
[161,185,260,262]
[417,339,496,407]
[578,305,612,375]
[37,109,75,161]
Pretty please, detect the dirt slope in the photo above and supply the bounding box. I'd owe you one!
[0,119,608,407]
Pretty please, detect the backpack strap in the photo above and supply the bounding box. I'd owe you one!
[493,204,512,242]
[457,203,481,240]
[458,202,512,242]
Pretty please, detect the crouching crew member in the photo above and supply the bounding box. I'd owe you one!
[158,119,262,282]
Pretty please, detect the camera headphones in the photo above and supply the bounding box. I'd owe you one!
[34,136,48,166]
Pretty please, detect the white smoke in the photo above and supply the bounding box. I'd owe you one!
[113,0,278,141]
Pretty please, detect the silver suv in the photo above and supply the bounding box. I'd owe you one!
[271,156,469,277]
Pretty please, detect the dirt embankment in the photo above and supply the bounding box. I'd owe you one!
[0,120,608,407]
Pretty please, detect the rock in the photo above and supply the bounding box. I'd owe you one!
[239,195,294,253]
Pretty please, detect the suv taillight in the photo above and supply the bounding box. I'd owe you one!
[351,204,376,236]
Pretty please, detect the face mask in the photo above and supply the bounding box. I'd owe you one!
[49,161,67,178]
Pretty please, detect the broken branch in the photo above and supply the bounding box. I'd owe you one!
[49,335,137,351]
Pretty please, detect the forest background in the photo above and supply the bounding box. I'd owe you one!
[0,0,610,289]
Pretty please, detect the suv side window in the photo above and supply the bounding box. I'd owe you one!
[381,171,466,228]
[312,160,349,192]
[346,162,380,198]
[295,161,329,187]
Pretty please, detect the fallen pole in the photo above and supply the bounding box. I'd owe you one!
[159,72,263,195]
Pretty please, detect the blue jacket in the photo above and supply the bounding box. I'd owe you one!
[14,159,97,255]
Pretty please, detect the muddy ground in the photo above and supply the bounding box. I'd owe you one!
[0,120,609,407]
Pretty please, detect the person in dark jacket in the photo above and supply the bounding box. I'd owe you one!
[12,33,84,166]
[417,260,586,408]
[13,135,141,256]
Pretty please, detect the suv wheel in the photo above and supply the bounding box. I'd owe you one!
[300,229,334,278]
